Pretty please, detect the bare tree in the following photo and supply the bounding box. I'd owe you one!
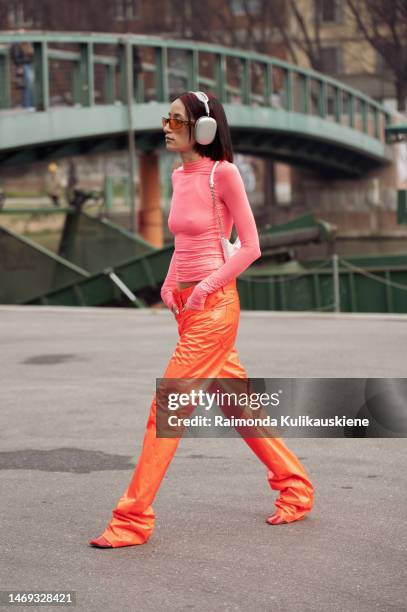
[267,0,333,71]
[40,0,116,31]
[346,0,407,111]
[0,0,116,32]
[159,0,285,56]
[0,0,286,55]
[0,1,7,29]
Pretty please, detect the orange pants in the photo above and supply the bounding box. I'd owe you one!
[101,279,314,546]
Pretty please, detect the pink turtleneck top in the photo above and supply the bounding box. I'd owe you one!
[160,155,261,311]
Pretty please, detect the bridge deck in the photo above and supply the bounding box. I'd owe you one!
[0,33,394,176]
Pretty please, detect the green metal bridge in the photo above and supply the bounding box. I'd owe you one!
[2,33,405,314]
[0,32,394,177]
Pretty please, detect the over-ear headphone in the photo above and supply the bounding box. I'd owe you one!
[189,91,217,145]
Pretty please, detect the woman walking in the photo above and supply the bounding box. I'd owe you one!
[89,91,314,548]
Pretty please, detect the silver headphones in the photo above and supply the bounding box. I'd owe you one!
[189,91,218,145]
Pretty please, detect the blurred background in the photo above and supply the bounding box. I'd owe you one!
[0,0,406,311]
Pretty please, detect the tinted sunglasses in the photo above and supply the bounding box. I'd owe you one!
[162,116,195,130]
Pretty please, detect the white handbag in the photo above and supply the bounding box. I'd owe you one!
[209,161,241,261]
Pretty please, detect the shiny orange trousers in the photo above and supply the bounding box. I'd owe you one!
[101,279,314,547]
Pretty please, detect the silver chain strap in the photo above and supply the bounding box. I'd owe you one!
[209,161,226,240]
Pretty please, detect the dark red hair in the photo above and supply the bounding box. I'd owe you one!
[175,91,234,162]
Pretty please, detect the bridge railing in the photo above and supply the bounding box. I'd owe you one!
[0,33,392,143]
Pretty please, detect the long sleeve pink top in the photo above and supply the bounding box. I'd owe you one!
[160,155,261,311]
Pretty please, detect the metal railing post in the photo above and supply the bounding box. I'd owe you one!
[241,58,251,105]
[215,54,227,103]
[125,39,137,234]
[302,74,310,114]
[334,87,341,123]
[332,253,340,312]
[187,48,198,91]
[361,100,368,133]
[348,94,355,128]
[283,68,292,111]
[0,51,11,108]
[33,41,49,111]
[319,80,327,118]
[78,42,94,107]
[105,63,116,104]
[155,46,168,102]
[263,61,271,106]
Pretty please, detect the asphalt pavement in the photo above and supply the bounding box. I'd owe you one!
[1,305,406,612]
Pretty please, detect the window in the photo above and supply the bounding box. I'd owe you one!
[8,1,41,28]
[317,0,342,24]
[231,0,261,16]
[320,46,343,74]
[375,51,388,74]
[115,0,140,21]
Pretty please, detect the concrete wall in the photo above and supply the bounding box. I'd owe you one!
[271,155,407,238]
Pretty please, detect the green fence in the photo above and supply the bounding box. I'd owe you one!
[238,254,407,314]
[2,205,406,313]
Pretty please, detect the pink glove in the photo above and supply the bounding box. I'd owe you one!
[160,250,178,311]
